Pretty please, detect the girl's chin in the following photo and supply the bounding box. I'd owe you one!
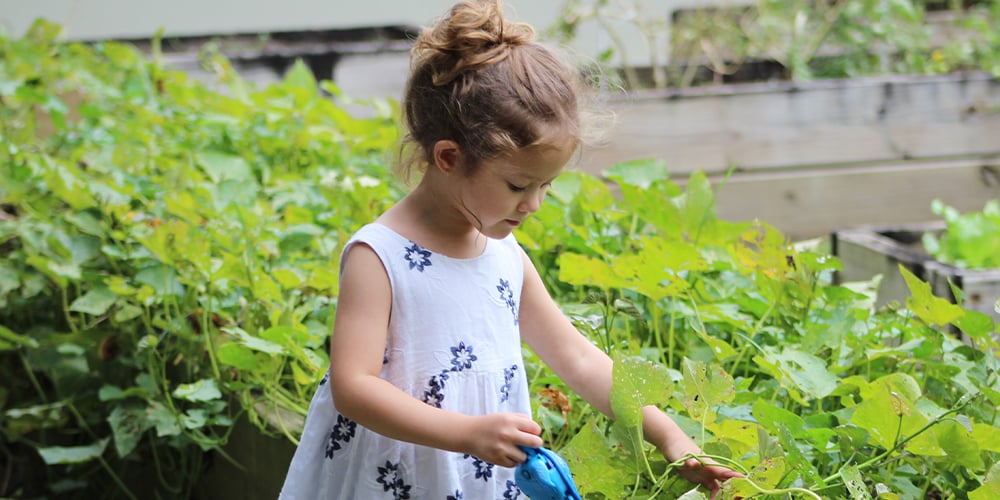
[480,224,516,240]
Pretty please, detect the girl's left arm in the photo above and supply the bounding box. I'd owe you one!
[517,249,743,494]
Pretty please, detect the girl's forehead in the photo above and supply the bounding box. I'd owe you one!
[493,143,575,179]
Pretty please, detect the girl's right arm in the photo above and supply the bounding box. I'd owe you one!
[327,243,543,467]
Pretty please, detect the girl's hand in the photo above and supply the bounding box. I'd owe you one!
[462,412,543,467]
[676,457,745,500]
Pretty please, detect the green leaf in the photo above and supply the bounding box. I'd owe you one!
[224,326,286,354]
[971,462,1000,500]
[283,58,318,94]
[682,358,735,419]
[972,422,1000,453]
[605,158,670,189]
[108,406,152,457]
[937,419,983,469]
[748,456,786,490]
[557,253,620,289]
[173,378,222,402]
[64,210,105,237]
[217,342,261,370]
[37,439,109,465]
[69,287,117,316]
[196,151,255,184]
[899,265,964,326]
[954,309,997,342]
[762,347,838,400]
[850,375,943,456]
[611,352,674,428]
[610,352,673,458]
[842,465,873,500]
[751,399,805,436]
[147,401,181,437]
[560,419,633,498]
[677,488,708,500]
[134,264,185,297]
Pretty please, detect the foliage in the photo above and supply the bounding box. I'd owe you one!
[922,199,1000,269]
[550,0,1000,89]
[518,161,1000,498]
[0,20,400,498]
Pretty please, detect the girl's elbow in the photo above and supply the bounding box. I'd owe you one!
[328,373,366,421]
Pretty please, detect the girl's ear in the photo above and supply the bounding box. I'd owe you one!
[432,140,461,174]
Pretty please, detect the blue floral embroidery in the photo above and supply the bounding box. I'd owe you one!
[324,414,357,459]
[446,491,464,500]
[496,278,518,325]
[463,454,494,481]
[319,371,329,386]
[450,342,477,371]
[422,374,448,408]
[503,480,523,499]
[421,343,476,408]
[404,242,432,272]
[376,461,412,499]
[500,365,518,403]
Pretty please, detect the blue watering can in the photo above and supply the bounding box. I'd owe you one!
[515,446,582,500]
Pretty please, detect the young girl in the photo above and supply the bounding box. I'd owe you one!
[279,1,741,498]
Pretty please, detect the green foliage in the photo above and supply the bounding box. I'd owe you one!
[923,199,1000,269]
[520,161,1000,498]
[552,0,1000,88]
[0,20,401,498]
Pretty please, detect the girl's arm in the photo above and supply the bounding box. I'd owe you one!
[327,243,543,467]
[516,249,742,493]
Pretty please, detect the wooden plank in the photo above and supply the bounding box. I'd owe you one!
[703,157,1000,240]
[832,228,931,309]
[578,73,1000,177]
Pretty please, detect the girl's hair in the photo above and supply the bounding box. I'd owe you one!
[399,0,593,180]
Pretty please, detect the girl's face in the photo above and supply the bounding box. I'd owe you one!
[457,139,575,240]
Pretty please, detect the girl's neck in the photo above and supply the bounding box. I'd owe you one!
[378,179,487,259]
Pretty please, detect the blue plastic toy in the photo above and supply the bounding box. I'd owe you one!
[515,446,582,500]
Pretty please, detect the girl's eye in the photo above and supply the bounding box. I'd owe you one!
[507,182,527,192]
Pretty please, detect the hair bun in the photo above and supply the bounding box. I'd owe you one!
[413,0,536,86]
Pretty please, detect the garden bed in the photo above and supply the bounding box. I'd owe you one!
[832,221,1000,323]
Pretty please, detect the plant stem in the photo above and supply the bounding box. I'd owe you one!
[816,394,978,488]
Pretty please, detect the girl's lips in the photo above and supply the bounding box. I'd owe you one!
[506,219,522,227]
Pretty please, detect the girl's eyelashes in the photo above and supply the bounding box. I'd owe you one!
[507,182,527,192]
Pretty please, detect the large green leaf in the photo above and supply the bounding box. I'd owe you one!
[682,358,735,420]
[172,378,222,402]
[108,406,152,457]
[899,265,965,326]
[37,439,109,465]
[68,287,117,316]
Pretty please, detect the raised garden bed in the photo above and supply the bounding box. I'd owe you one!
[832,221,1000,323]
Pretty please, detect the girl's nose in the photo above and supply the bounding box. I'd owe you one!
[519,191,544,214]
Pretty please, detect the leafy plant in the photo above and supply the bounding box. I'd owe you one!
[1,20,400,498]
[923,199,1000,269]
[518,161,1000,498]
[551,0,1000,89]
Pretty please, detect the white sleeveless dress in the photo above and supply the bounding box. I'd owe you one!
[279,223,530,499]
